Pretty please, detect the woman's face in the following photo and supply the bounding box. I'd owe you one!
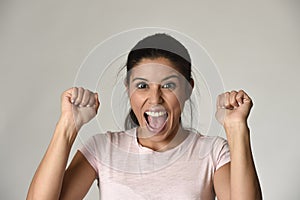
[127,57,193,143]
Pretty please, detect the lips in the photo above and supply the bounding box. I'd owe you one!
[144,109,168,133]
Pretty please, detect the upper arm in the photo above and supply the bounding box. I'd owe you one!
[214,162,231,200]
[60,150,97,200]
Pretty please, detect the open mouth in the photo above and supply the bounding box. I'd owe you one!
[144,110,168,133]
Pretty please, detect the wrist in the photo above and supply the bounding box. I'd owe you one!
[56,116,80,145]
[58,113,84,130]
[224,122,250,148]
[224,120,248,131]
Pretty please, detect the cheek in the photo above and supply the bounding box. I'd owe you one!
[166,91,185,110]
[129,92,145,118]
[130,92,139,109]
[163,96,181,121]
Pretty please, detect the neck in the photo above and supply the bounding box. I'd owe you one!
[137,124,189,152]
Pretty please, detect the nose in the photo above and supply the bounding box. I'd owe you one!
[148,84,163,104]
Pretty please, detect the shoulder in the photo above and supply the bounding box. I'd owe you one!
[82,128,137,152]
[89,128,135,141]
[189,131,229,160]
[105,128,136,141]
[191,131,228,149]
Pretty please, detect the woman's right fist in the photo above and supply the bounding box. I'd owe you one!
[60,87,100,130]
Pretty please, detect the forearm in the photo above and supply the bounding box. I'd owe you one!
[27,118,78,200]
[225,123,262,200]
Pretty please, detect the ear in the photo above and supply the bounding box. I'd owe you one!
[185,78,194,100]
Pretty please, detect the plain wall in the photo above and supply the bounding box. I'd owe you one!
[0,0,299,199]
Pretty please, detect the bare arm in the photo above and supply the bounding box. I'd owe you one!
[60,150,97,200]
[214,90,262,200]
[27,87,99,200]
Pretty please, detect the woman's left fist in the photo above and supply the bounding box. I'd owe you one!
[215,90,253,126]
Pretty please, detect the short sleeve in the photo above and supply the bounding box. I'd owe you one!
[78,135,100,176]
[213,137,231,171]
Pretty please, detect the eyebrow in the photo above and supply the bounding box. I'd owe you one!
[131,77,148,82]
[162,75,180,81]
[131,75,180,83]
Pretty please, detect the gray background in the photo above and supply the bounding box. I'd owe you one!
[1,0,299,199]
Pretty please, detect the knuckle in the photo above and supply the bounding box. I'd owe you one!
[224,92,230,99]
[74,98,81,104]
[224,101,230,107]
[81,99,88,105]
[72,87,78,93]
[78,87,84,93]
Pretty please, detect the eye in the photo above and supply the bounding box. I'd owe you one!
[136,82,148,89]
[162,82,176,90]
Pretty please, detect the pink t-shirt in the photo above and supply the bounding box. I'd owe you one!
[79,128,230,199]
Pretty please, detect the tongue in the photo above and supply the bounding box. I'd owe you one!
[147,114,167,129]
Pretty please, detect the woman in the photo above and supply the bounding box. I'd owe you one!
[27,33,262,199]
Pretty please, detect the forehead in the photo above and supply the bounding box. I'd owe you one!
[130,58,183,81]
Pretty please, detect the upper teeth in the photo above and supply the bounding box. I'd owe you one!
[146,111,167,117]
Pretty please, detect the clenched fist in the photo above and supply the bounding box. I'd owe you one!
[60,87,100,130]
[215,90,253,127]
